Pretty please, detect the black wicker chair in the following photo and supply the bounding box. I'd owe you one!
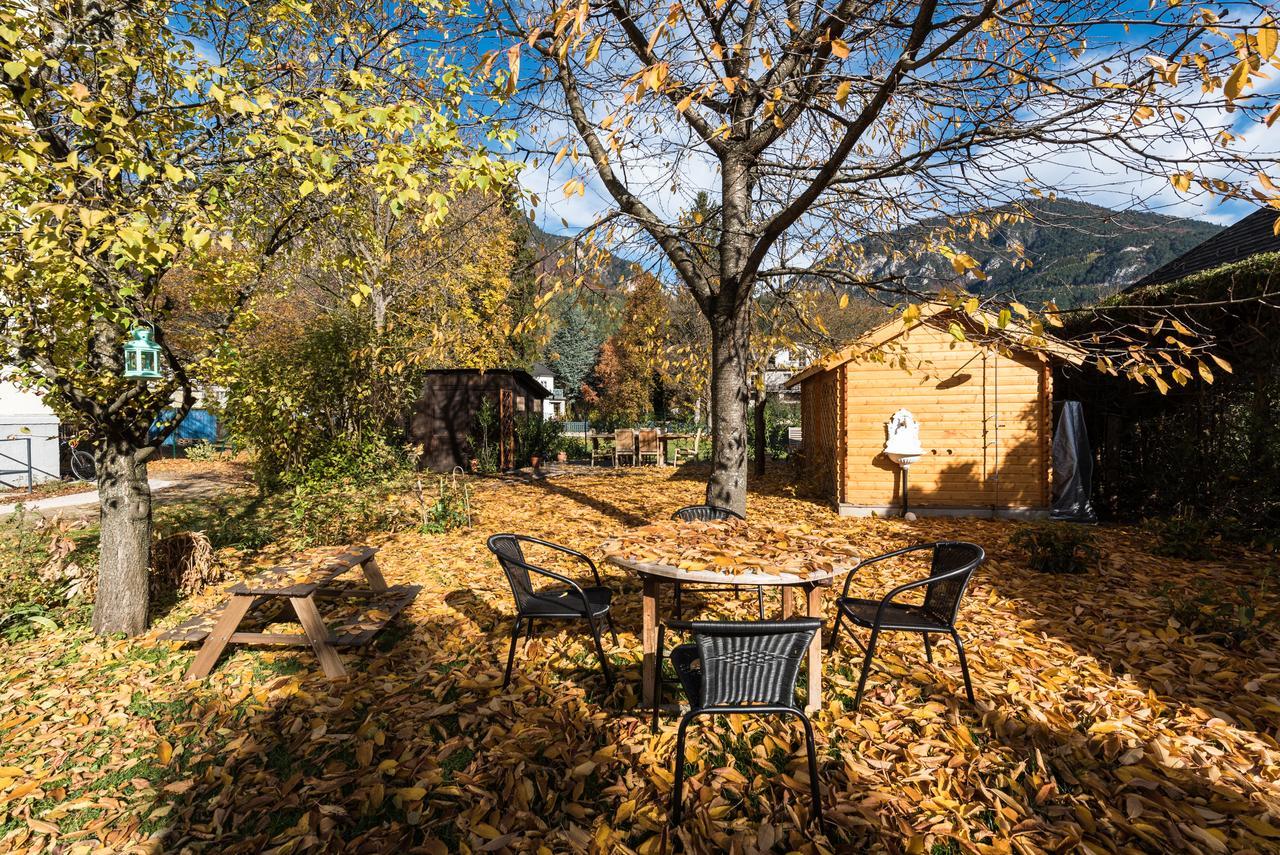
[487,534,619,689]
[670,505,764,618]
[652,619,825,831]
[829,542,984,710]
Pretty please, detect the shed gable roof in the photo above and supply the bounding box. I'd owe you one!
[422,368,551,399]
[785,303,1085,388]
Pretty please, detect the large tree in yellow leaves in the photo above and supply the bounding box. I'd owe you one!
[0,0,517,635]
[221,188,528,476]
[486,0,1280,514]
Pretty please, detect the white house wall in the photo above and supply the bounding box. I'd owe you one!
[0,374,61,486]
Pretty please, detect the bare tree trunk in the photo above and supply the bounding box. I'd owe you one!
[753,392,767,477]
[706,304,750,515]
[92,441,151,636]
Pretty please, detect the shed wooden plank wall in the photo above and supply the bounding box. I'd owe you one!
[799,365,841,500]
[833,323,1051,511]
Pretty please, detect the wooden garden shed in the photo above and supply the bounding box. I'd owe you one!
[408,369,549,472]
[786,305,1085,517]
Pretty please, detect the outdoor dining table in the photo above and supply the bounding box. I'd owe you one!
[586,431,695,465]
[602,519,859,713]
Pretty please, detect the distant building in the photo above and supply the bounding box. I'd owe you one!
[765,348,813,403]
[0,370,60,487]
[530,362,568,419]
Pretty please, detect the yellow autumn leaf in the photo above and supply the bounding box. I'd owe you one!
[1257,18,1277,61]
[1223,60,1249,101]
[834,80,851,105]
[584,33,603,65]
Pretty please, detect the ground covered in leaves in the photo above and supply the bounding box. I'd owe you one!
[1,466,1279,854]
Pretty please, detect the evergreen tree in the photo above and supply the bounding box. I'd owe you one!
[547,302,600,406]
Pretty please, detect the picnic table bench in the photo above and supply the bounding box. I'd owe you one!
[162,546,420,680]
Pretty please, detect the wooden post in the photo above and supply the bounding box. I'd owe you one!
[641,575,658,708]
[290,596,347,679]
[359,555,389,592]
[804,583,824,714]
[185,595,254,680]
[781,586,794,619]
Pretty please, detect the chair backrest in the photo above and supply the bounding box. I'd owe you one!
[921,541,985,626]
[638,428,659,453]
[487,534,536,610]
[686,619,820,708]
[614,428,635,449]
[671,504,745,522]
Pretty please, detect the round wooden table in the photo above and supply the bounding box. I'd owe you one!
[602,521,859,714]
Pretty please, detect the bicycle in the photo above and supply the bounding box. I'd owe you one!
[62,438,96,482]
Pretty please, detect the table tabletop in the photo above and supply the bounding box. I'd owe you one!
[600,517,861,585]
[602,518,861,713]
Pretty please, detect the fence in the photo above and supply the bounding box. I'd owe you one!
[0,437,33,492]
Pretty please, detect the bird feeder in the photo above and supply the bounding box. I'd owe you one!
[122,324,162,380]
[884,408,923,516]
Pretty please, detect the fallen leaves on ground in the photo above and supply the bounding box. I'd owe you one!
[601,517,861,578]
[1,465,1279,854]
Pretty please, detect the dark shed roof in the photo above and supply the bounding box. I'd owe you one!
[421,368,550,400]
[1128,207,1280,290]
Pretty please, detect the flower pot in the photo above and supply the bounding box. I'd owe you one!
[530,455,542,470]
[556,451,568,464]
[469,458,480,473]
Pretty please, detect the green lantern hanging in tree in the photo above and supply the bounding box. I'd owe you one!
[122,325,162,380]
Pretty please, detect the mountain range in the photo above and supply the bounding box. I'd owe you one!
[849,199,1223,308]
[526,199,1224,312]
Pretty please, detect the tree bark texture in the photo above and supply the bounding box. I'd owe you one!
[706,303,751,515]
[91,442,152,635]
[753,393,767,477]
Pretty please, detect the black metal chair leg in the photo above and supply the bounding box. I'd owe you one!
[951,630,974,703]
[827,606,846,652]
[674,582,682,619]
[651,625,665,733]
[589,617,614,689]
[671,712,694,824]
[525,618,536,646]
[923,633,932,664]
[605,610,619,646]
[756,586,764,619]
[852,627,880,711]
[798,713,826,834]
[503,617,523,688]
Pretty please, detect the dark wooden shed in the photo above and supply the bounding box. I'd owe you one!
[408,369,549,472]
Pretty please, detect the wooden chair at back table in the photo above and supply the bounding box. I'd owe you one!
[590,433,613,467]
[637,428,660,465]
[614,428,636,466]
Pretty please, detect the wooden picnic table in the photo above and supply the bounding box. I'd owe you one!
[586,431,695,466]
[163,546,420,680]
[601,519,860,714]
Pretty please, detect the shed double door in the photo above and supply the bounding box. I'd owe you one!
[978,349,1050,509]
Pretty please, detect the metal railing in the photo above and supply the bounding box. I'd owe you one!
[0,437,33,492]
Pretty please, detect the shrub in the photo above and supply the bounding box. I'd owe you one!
[415,472,472,534]
[184,440,221,462]
[1147,514,1218,560]
[1010,523,1098,574]
[514,414,563,466]
[281,437,416,546]
[1156,581,1275,649]
[469,398,500,475]
[0,507,86,640]
[561,437,590,461]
